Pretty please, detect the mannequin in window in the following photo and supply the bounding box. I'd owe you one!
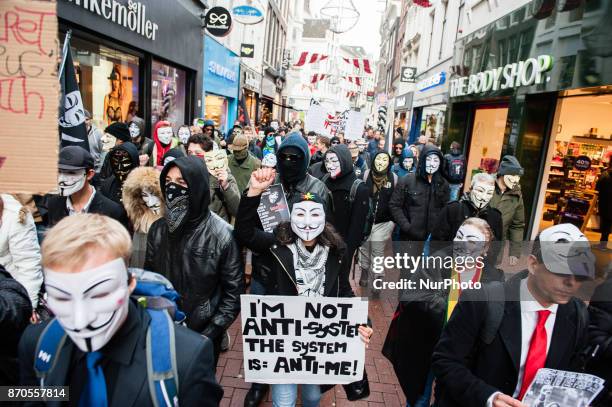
[104,66,123,125]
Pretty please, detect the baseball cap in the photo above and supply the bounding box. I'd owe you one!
[58,146,94,170]
[230,134,248,151]
[538,223,595,279]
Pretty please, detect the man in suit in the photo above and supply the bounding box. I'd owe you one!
[19,213,223,406]
[432,223,595,407]
[45,146,128,229]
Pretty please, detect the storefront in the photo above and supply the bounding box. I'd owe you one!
[393,92,413,137]
[409,69,448,145]
[260,77,276,125]
[241,64,262,126]
[58,0,202,136]
[204,36,240,136]
[445,0,612,238]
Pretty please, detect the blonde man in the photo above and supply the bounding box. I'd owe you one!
[18,214,223,407]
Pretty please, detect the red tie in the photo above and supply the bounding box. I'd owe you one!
[518,310,551,400]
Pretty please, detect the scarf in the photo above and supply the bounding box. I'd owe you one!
[288,240,329,297]
[372,172,388,194]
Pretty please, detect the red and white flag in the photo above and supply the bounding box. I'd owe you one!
[346,76,362,86]
[342,58,372,74]
[311,74,327,83]
[295,52,329,66]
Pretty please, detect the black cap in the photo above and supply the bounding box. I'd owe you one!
[498,155,524,176]
[58,146,94,170]
[105,122,131,143]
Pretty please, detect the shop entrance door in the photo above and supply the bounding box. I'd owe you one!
[534,90,612,242]
[465,104,509,188]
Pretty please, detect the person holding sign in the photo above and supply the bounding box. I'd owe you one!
[235,167,373,407]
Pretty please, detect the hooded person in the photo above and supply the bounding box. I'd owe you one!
[358,151,398,289]
[161,147,186,167]
[122,167,163,268]
[149,120,179,167]
[99,142,140,204]
[234,168,373,407]
[392,147,416,177]
[145,156,244,364]
[389,144,450,242]
[489,155,525,265]
[128,116,154,163]
[261,127,278,158]
[392,137,405,165]
[322,144,370,263]
[202,119,222,147]
[98,122,132,182]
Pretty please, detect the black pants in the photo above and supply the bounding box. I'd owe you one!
[601,217,612,242]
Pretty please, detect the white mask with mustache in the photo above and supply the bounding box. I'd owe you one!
[291,201,325,241]
[142,189,161,215]
[58,170,87,196]
[157,127,173,145]
[44,258,130,352]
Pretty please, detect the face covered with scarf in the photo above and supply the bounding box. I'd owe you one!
[45,258,131,352]
[164,167,190,233]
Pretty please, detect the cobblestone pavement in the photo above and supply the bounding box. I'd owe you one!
[217,268,407,407]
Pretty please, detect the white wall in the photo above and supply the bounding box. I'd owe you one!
[556,95,612,141]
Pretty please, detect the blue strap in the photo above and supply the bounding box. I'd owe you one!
[146,309,178,407]
[34,319,67,380]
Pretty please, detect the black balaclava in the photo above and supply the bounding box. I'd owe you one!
[276,132,310,185]
[160,156,210,236]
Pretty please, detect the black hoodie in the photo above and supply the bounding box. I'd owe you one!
[145,156,243,338]
[389,144,450,241]
[366,151,396,224]
[323,144,370,255]
[99,142,140,204]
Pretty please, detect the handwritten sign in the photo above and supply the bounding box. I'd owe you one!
[241,295,368,384]
[344,111,365,141]
[304,104,330,137]
[0,0,59,194]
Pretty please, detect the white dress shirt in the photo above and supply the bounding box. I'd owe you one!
[486,278,558,406]
[66,185,96,216]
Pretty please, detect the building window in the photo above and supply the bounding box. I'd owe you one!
[66,34,141,129]
[151,60,187,129]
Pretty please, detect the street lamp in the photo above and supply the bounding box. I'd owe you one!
[320,0,360,34]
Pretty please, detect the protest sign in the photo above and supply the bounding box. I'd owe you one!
[304,104,331,137]
[522,368,604,407]
[241,295,369,384]
[0,0,59,194]
[257,184,290,233]
[344,110,366,141]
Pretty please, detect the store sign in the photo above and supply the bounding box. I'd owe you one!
[232,2,264,25]
[204,36,240,99]
[417,71,446,92]
[241,43,255,58]
[208,61,237,82]
[281,49,292,71]
[449,55,553,97]
[243,68,261,92]
[205,6,232,37]
[574,155,591,171]
[394,92,413,110]
[64,0,159,40]
[401,67,417,83]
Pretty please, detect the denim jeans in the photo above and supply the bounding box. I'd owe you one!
[250,278,266,295]
[272,384,321,407]
[448,183,462,202]
[406,370,434,407]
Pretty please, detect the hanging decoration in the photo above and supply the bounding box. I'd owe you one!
[311,74,328,84]
[295,52,329,66]
[320,0,360,34]
[345,76,361,86]
[413,0,433,7]
[342,57,372,74]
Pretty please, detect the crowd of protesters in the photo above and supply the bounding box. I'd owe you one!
[0,114,611,407]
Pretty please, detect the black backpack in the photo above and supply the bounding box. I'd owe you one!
[444,153,466,183]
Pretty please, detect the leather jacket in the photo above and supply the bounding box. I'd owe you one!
[145,212,244,339]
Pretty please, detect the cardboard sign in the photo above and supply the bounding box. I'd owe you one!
[344,111,366,141]
[257,184,290,233]
[0,0,59,194]
[241,295,368,384]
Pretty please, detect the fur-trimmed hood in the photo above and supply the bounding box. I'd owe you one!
[122,167,163,233]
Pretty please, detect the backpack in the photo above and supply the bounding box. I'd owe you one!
[445,153,466,184]
[33,270,183,407]
[322,173,367,234]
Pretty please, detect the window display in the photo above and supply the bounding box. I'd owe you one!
[151,60,187,130]
[419,104,446,146]
[65,35,140,130]
[205,94,228,131]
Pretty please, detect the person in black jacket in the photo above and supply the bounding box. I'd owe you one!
[322,144,370,269]
[431,223,594,407]
[19,214,223,407]
[46,146,128,230]
[234,167,373,407]
[389,144,449,253]
[145,156,244,364]
[0,264,32,385]
[383,218,503,406]
[99,142,140,204]
[432,172,503,242]
[358,151,397,291]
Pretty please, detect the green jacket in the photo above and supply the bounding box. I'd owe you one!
[208,172,240,223]
[228,153,261,193]
[489,185,525,257]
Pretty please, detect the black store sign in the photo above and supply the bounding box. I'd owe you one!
[205,7,232,37]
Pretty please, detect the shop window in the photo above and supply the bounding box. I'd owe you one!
[465,105,509,188]
[205,94,228,130]
[64,34,140,130]
[151,60,187,129]
[419,105,446,147]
